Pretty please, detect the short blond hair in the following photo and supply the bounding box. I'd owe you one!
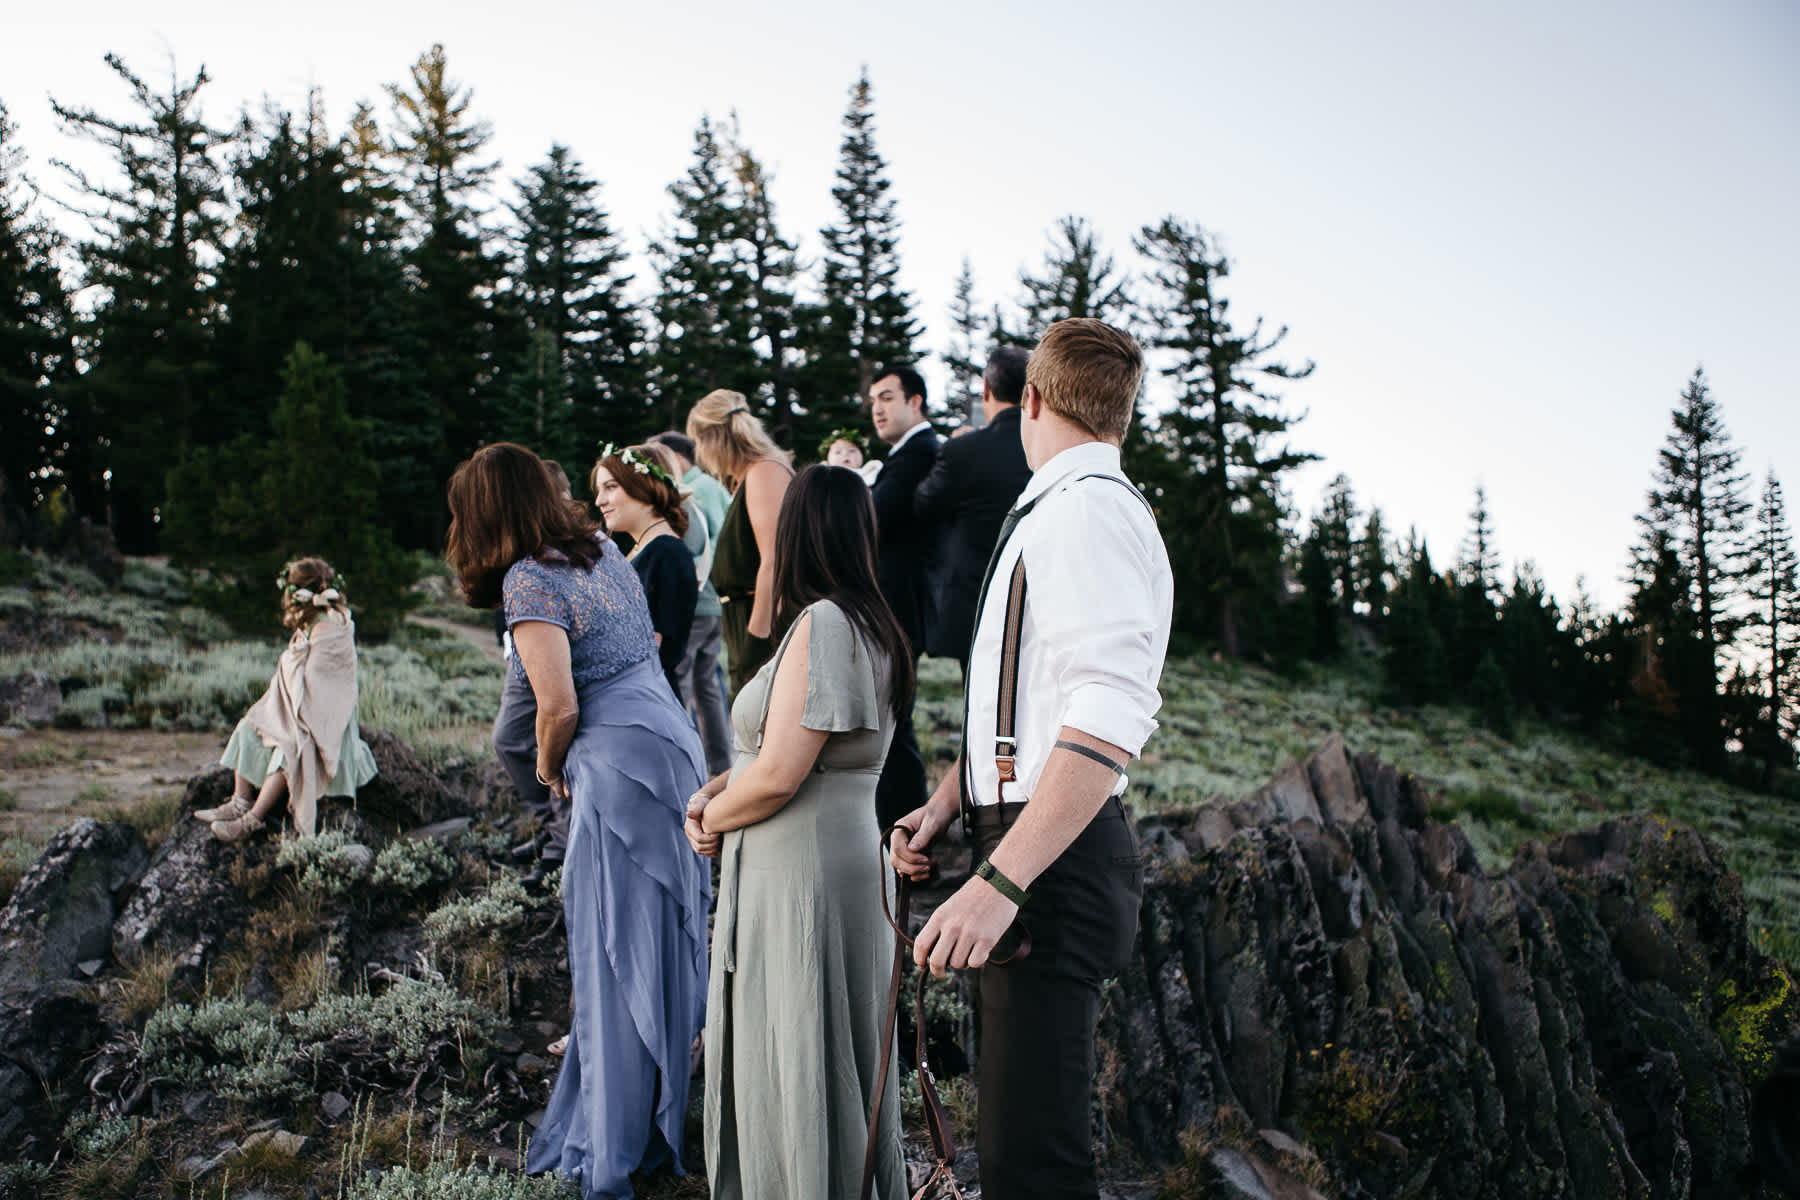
[684,389,790,487]
[1025,318,1144,442]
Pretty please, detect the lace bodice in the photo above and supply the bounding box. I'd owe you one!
[502,543,657,686]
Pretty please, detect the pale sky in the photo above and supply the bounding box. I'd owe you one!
[5,0,1796,612]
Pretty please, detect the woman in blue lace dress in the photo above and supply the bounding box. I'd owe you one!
[447,443,710,1199]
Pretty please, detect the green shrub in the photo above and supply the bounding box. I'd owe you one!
[294,977,495,1068]
[425,878,531,948]
[341,1157,576,1200]
[277,829,373,897]
[63,1110,138,1160]
[141,998,303,1104]
[373,836,458,893]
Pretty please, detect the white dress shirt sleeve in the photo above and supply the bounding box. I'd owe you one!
[1023,485,1168,756]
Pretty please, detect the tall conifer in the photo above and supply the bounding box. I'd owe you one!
[0,103,75,515]
[385,43,506,525]
[1745,470,1800,774]
[1130,215,1315,651]
[648,115,759,427]
[50,53,231,549]
[798,68,920,428]
[1630,367,1751,769]
[1018,215,1131,333]
[504,143,643,464]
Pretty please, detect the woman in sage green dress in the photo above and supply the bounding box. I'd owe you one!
[685,388,793,693]
[684,465,915,1200]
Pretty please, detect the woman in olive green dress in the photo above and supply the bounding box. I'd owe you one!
[685,389,794,693]
[684,464,915,1200]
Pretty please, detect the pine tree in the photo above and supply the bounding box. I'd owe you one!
[164,342,414,636]
[1452,483,1502,689]
[1357,506,1392,618]
[797,68,920,426]
[1383,534,1452,705]
[1458,483,1501,599]
[50,52,231,549]
[723,120,801,440]
[336,98,441,548]
[648,115,758,428]
[502,143,644,465]
[385,43,507,523]
[0,102,75,516]
[1498,562,1564,717]
[940,258,986,427]
[1630,366,1752,770]
[1314,474,1359,617]
[1018,215,1131,334]
[1744,470,1800,776]
[1130,215,1315,652]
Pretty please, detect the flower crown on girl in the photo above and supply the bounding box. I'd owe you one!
[275,569,346,608]
[598,442,678,489]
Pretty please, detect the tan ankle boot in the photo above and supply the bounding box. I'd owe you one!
[194,795,251,823]
[210,810,266,843]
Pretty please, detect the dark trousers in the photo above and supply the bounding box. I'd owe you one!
[493,666,566,862]
[874,655,926,830]
[972,797,1143,1200]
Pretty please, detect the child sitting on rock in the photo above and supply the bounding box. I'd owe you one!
[193,557,377,841]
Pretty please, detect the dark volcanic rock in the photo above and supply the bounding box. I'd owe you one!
[0,669,60,726]
[350,728,468,830]
[113,809,252,987]
[0,818,147,995]
[1101,740,1800,1199]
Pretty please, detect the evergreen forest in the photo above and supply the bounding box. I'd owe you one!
[2,46,1797,797]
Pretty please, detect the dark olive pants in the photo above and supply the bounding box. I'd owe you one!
[972,796,1143,1200]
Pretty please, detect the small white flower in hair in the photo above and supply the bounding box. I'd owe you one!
[317,588,341,606]
[293,588,315,603]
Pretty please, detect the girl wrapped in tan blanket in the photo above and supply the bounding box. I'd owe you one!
[194,557,377,841]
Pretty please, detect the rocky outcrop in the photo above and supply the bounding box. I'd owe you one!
[0,669,59,726]
[0,819,146,1149]
[352,728,471,829]
[0,818,148,996]
[1104,733,1800,1199]
[113,778,253,984]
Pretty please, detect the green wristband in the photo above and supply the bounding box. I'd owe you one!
[975,858,1030,906]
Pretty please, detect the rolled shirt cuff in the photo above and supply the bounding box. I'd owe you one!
[1060,682,1159,758]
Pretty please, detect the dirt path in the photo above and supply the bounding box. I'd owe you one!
[0,727,222,841]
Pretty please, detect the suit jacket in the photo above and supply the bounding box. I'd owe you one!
[870,423,943,656]
[912,405,1032,662]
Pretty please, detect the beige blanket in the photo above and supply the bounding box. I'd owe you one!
[244,613,360,837]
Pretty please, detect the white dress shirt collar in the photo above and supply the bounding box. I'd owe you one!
[1015,440,1124,508]
[886,418,933,455]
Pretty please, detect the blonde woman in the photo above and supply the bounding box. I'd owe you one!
[194,557,377,841]
[685,390,794,692]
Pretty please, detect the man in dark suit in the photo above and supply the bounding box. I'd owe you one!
[914,345,1033,676]
[868,363,941,829]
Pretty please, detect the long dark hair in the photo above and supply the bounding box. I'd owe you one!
[446,443,605,608]
[770,464,914,719]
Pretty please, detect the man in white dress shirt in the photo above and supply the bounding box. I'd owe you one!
[890,318,1172,1200]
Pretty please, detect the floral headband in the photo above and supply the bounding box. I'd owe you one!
[817,427,867,458]
[276,569,346,607]
[598,442,678,489]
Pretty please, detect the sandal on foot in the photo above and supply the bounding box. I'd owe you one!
[194,795,251,823]
[547,1035,568,1057]
[210,811,266,843]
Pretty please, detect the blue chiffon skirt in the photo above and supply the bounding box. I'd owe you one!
[526,657,710,1199]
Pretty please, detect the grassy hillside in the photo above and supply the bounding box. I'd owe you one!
[6,551,1795,971]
